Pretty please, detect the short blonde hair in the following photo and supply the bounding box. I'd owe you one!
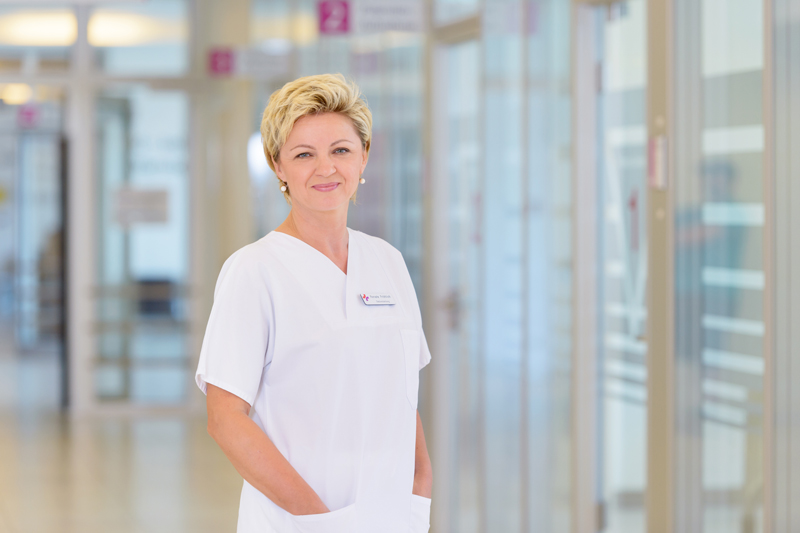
[260,73,373,204]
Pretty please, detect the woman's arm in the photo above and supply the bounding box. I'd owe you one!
[206,384,329,515]
[412,410,433,498]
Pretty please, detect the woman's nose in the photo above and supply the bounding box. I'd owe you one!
[316,155,336,177]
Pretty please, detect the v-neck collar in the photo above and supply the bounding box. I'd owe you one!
[268,227,358,321]
[269,227,352,277]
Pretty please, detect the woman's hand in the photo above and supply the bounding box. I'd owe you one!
[412,410,433,498]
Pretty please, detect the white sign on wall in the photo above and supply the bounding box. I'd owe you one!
[352,0,424,34]
[114,187,169,226]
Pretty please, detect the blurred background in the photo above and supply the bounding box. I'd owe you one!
[0,0,798,532]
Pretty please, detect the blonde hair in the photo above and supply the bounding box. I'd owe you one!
[260,73,373,204]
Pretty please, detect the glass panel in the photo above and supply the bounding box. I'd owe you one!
[484,1,524,530]
[0,85,66,408]
[89,0,188,77]
[0,6,74,73]
[597,2,648,532]
[95,85,190,405]
[674,0,765,531]
[435,0,480,25]
[443,39,482,532]
[526,0,572,530]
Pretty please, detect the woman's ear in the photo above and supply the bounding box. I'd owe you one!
[360,145,369,174]
[271,154,283,179]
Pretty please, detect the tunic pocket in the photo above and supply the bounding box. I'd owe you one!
[400,329,422,410]
[289,502,357,533]
[409,494,431,533]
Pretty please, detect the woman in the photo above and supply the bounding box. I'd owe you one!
[195,73,433,533]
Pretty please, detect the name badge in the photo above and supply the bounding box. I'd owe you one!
[360,293,395,306]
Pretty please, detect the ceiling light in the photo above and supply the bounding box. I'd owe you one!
[88,11,186,47]
[1,83,32,105]
[0,10,76,46]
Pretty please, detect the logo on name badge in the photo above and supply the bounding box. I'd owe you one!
[360,293,395,305]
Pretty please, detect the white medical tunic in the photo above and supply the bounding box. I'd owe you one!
[195,227,432,533]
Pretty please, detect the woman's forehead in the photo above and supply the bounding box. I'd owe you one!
[282,113,361,150]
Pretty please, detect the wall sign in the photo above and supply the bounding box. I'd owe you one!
[352,1,424,34]
[319,0,350,35]
[207,47,290,80]
[114,187,169,227]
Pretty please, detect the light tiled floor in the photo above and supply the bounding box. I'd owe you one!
[0,327,243,533]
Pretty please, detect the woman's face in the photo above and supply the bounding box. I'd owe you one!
[273,112,368,215]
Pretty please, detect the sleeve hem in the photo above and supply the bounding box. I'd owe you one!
[196,374,256,407]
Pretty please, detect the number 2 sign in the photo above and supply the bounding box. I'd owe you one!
[318,1,350,35]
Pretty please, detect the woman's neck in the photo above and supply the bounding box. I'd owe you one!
[275,207,350,265]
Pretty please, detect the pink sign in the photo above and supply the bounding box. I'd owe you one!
[208,48,235,76]
[17,104,39,129]
[319,0,349,35]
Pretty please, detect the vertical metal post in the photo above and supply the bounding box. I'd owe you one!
[571,4,599,533]
[67,5,97,415]
[645,0,675,531]
[761,0,775,530]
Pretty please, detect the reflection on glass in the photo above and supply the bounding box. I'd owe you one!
[597,2,648,532]
[95,85,190,404]
[675,0,764,531]
[90,0,188,76]
[0,7,75,73]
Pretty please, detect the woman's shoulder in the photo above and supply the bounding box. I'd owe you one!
[350,228,405,264]
[215,234,286,287]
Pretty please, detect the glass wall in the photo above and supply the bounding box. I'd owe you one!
[596,2,649,532]
[433,1,573,531]
[525,0,573,529]
[675,0,766,531]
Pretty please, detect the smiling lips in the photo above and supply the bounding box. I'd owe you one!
[312,182,339,192]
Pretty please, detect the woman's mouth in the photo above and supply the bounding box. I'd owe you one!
[312,182,339,192]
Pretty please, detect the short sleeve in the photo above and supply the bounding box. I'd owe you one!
[195,247,273,406]
[390,244,432,371]
[419,327,432,371]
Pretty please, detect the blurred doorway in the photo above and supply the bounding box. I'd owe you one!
[0,85,68,409]
[93,85,191,406]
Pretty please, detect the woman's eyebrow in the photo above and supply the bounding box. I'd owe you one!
[330,139,354,145]
[289,144,315,151]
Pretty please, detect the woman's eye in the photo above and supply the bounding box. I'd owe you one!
[296,152,311,159]
[334,147,349,154]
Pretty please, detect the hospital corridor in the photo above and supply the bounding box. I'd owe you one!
[0,0,799,532]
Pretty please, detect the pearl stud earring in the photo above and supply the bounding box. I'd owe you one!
[359,177,366,184]
[280,182,287,192]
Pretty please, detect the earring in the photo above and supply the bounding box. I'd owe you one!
[359,177,366,184]
[280,182,287,192]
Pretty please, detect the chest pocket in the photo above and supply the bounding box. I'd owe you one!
[400,329,422,410]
